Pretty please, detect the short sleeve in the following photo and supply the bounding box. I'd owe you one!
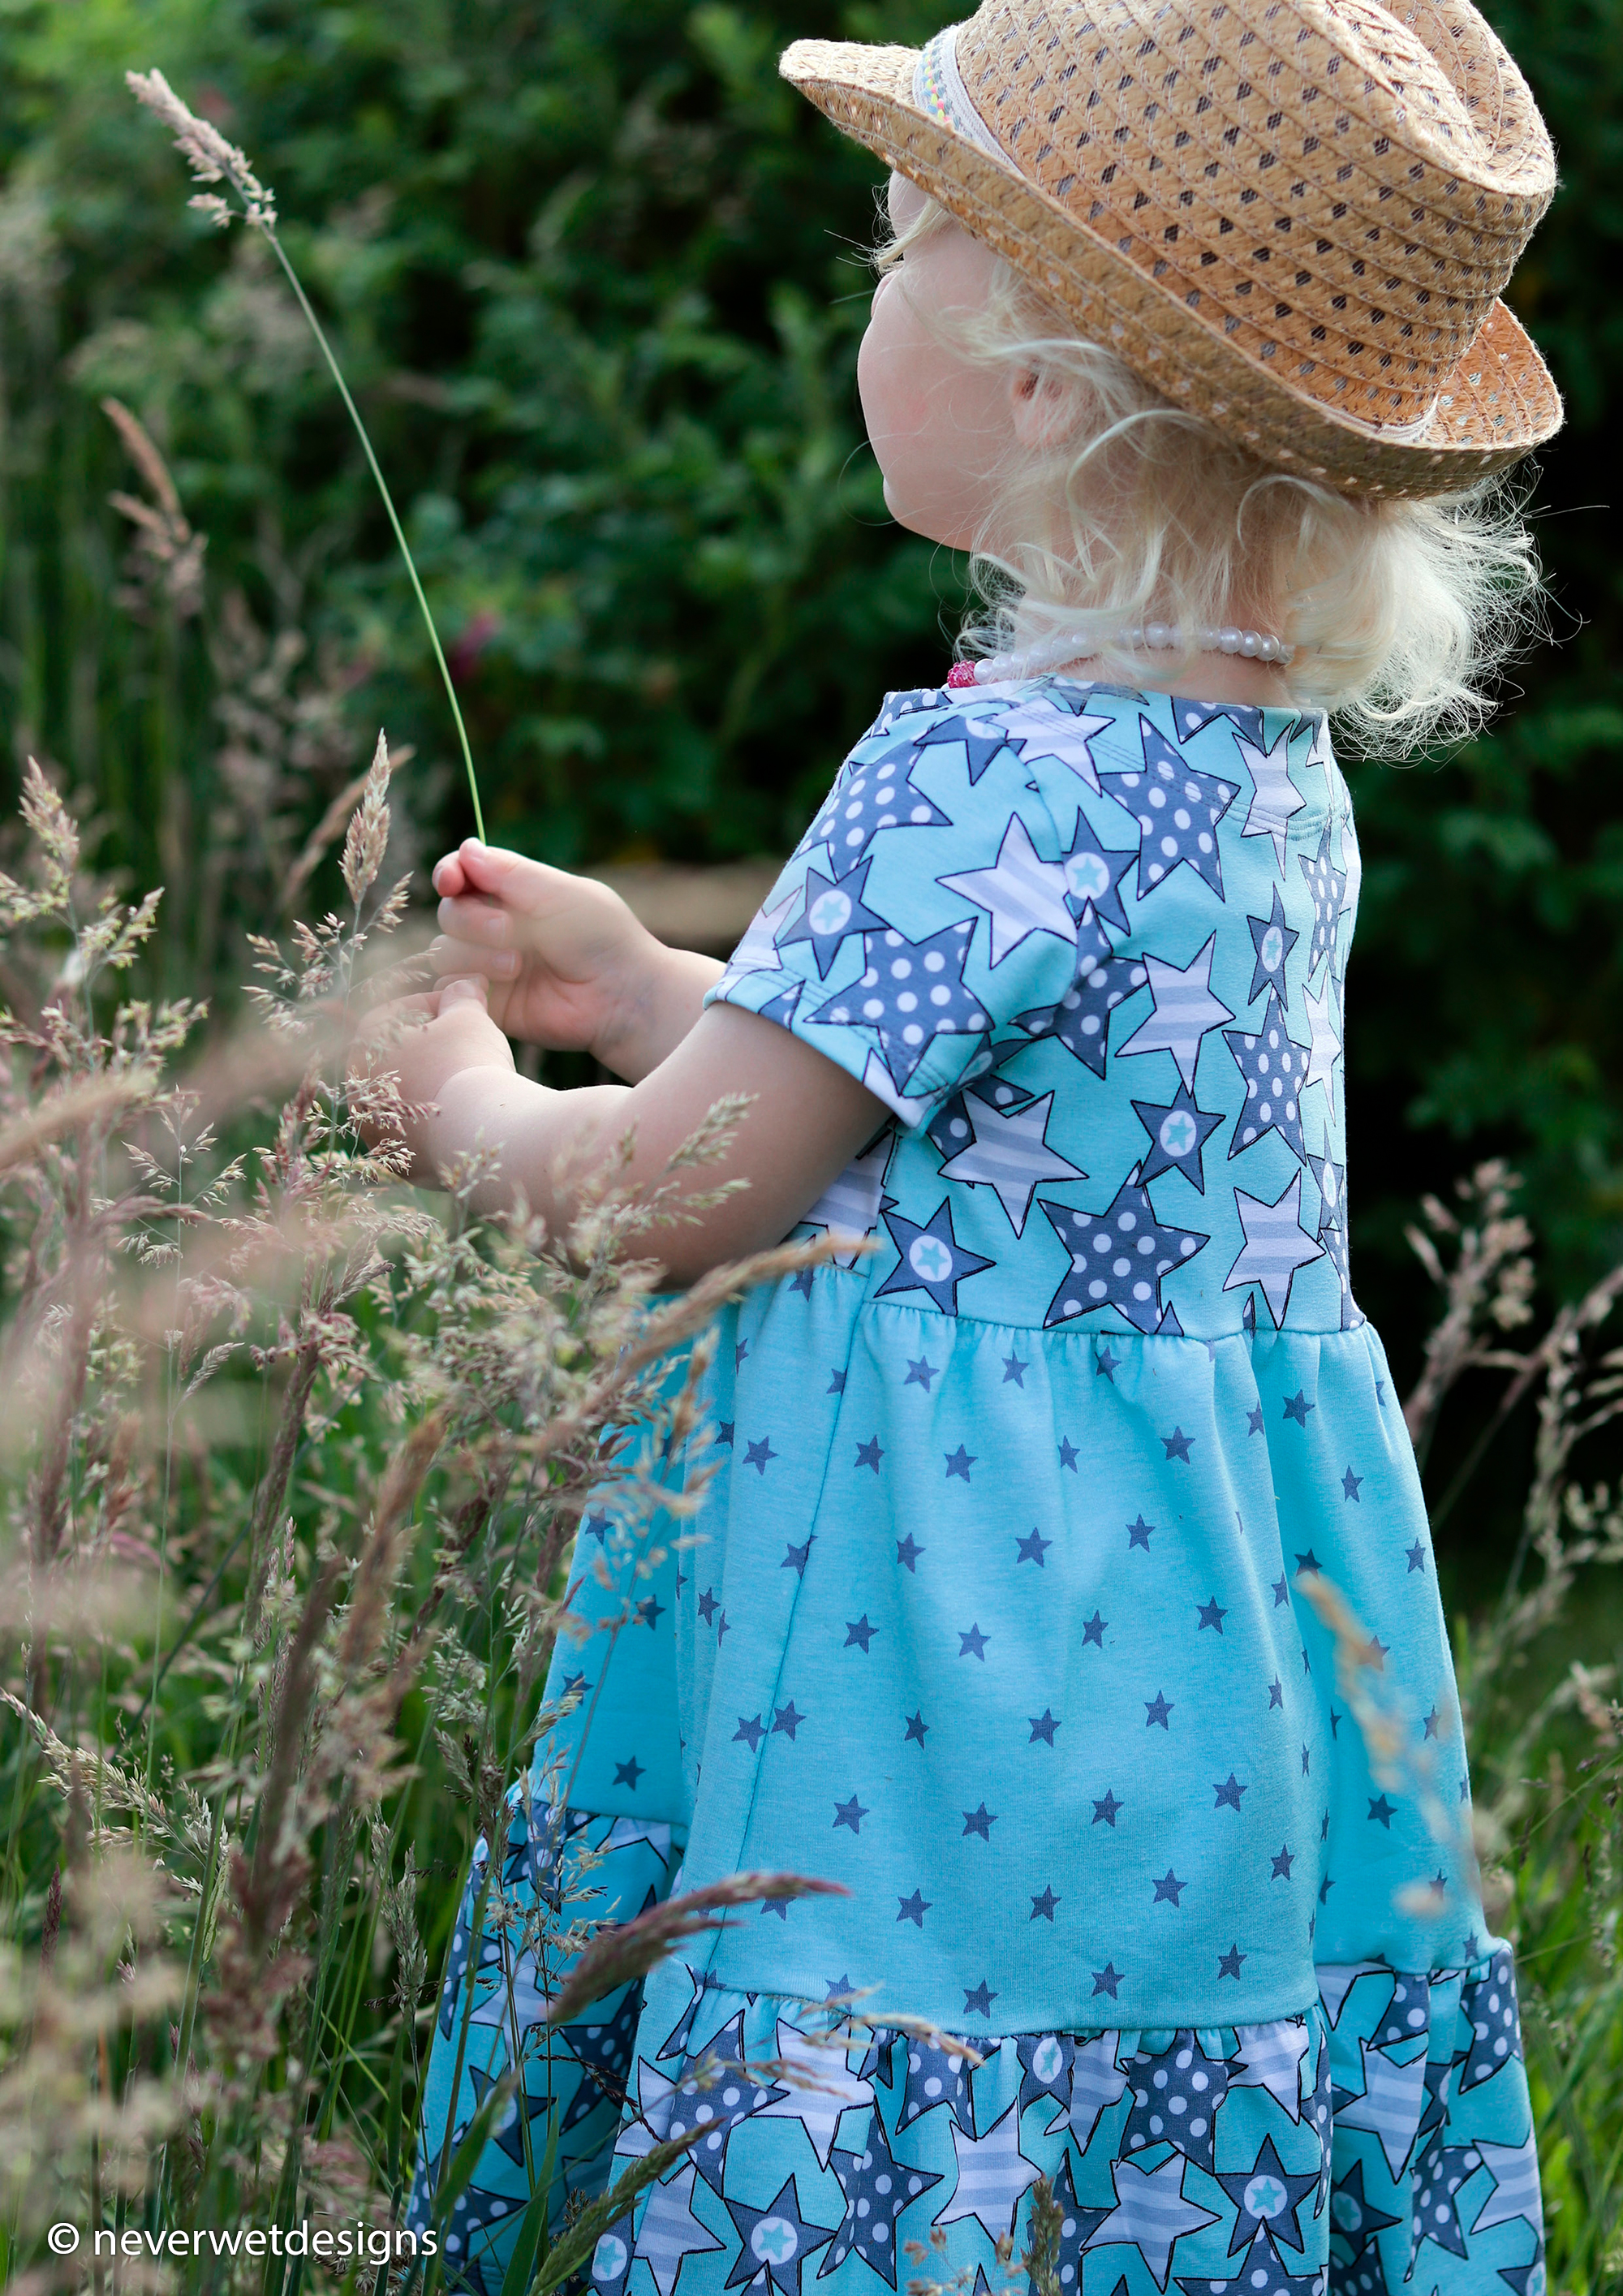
[704,692,1091,1129]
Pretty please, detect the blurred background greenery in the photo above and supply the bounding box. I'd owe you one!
[2,0,1623,1571]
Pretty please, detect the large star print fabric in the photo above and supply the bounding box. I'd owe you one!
[406,674,1540,2296]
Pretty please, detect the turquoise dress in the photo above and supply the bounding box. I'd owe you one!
[410,679,1544,2295]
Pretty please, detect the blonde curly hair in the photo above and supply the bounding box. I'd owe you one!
[877,193,1548,756]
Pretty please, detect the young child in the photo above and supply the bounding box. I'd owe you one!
[392,2,1561,2288]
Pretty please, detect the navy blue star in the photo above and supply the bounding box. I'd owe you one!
[1460,1947,1524,2090]
[1268,1677,1285,1708]
[1002,1350,1029,1385]
[1409,2143,1481,2264]
[826,1368,846,1395]
[735,1715,765,1751]
[773,1702,806,1739]
[1152,1868,1186,1905]
[1096,1344,1121,1381]
[1214,1773,1247,1811]
[809,921,985,1098]
[905,1355,939,1391]
[1224,991,1310,1161]
[1029,1709,1061,1745]
[1251,1407,1267,1436]
[904,1711,928,1748]
[724,2174,835,2296]
[1083,1610,1107,1648]
[716,1421,735,1447]
[783,1536,813,1576]
[876,1198,994,1316]
[1246,885,1301,1009]
[614,1756,644,1788]
[1270,1844,1295,1880]
[898,2037,973,2133]
[698,1587,718,1624]
[1367,1794,1396,1828]
[1102,717,1240,901]
[1217,1944,1247,1979]
[833,1794,869,1834]
[744,1437,777,1475]
[467,2060,568,2159]
[1197,1595,1228,1633]
[944,1444,975,1481]
[1042,1170,1208,1333]
[1342,1466,1363,1501]
[776,855,889,977]
[897,1889,929,1926]
[1325,2157,1399,2263]
[1283,1389,1315,1426]
[844,1615,876,1652]
[855,1436,885,1472]
[962,1802,997,1840]
[1127,1514,1155,1550]
[1121,2029,1231,2172]
[1407,1539,1427,1571]
[636,1595,665,1630]
[958,1623,989,1660]
[1030,1886,1060,1921]
[1299,820,1348,979]
[915,705,1010,784]
[962,1979,997,2018]
[1016,1527,1051,1566]
[1058,816,1138,932]
[790,1265,815,1299]
[1131,1084,1225,1191]
[1093,1790,1123,1825]
[896,1533,923,1571]
[1092,1962,1124,1998]
[823,2110,942,2286]
[1145,1691,1173,1729]
[1058,1436,1079,1470]
[1294,1547,1321,1573]
[1018,908,1144,1078]
[582,1512,609,1543]
[1162,1425,1195,1462]
[803,739,949,876]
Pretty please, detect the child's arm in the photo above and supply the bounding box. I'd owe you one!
[428,840,721,1083]
[364,976,885,1286]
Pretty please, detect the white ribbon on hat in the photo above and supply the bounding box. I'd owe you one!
[912,26,1010,161]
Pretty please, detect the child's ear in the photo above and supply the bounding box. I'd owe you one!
[1008,364,1082,452]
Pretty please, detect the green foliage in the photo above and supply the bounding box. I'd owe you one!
[3,0,1623,1329]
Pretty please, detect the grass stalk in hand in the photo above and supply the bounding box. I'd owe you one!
[126,67,487,842]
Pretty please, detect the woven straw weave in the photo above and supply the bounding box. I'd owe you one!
[782,0,1562,493]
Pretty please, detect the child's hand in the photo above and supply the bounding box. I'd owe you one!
[430,841,724,1082]
[351,976,514,1175]
[430,842,657,1054]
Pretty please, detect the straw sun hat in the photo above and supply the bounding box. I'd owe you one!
[781,0,1562,495]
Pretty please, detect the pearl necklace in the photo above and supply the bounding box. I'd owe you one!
[948,620,1293,688]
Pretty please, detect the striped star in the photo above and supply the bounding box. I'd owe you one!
[1225,1172,1325,1328]
[796,1131,893,1267]
[1117,933,1234,1092]
[998,693,1114,808]
[1470,2130,1543,2234]
[1091,2152,1219,2290]
[940,1088,1085,1237]
[1236,724,1306,872]
[1065,2032,1129,2145]
[633,2163,725,2295]
[755,2018,875,2168]
[932,2103,1038,2243]
[1301,971,1342,1104]
[1335,2036,1428,2178]
[941,813,1078,967]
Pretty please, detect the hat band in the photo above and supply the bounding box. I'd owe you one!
[913,27,1008,163]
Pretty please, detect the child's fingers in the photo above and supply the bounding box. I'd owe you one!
[451,840,605,922]
[431,930,519,979]
[435,890,516,950]
[431,851,468,898]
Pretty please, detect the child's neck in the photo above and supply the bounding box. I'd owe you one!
[1048,649,1294,708]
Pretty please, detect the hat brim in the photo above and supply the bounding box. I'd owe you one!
[782,38,1562,498]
